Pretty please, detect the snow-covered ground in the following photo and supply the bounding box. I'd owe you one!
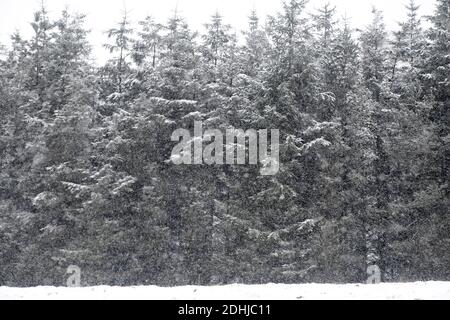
[1,282,449,300]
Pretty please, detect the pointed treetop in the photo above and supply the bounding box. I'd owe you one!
[248,9,259,31]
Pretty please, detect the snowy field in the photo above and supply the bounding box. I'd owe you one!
[1,282,449,300]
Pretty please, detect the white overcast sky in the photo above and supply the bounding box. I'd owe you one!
[0,0,436,62]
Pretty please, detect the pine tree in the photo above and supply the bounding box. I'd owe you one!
[158,13,199,100]
[312,3,338,48]
[388,0,426,101]
[360,8,388,102]
[312,3,339,120]
[28,3,53,105]
[201,11,233,86]
[46,10,93,112]
[266,0,314,113]
[358,8,392,280]
[241,10,269,77]
[102,11,134,107]
[133,16,162,68]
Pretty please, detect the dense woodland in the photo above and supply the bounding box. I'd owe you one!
[0,0,448,286]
